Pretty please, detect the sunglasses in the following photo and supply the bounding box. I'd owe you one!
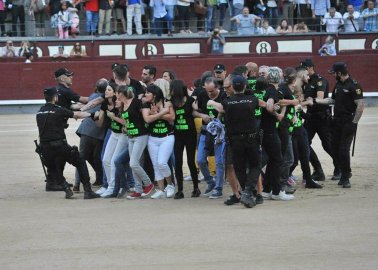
[215,70,223,74]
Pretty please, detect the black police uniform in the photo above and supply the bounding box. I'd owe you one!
[36,100,98,199]
[222,92,261,207]
[304,72,338,179]
[331,76,363,187]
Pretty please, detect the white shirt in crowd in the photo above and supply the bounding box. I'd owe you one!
[322,11,344,32]
[342,11,360,32]
[259,26,276,35]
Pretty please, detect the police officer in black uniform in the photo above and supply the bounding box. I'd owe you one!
[36,87,100,199]
[210,75,264,208]
[315,62,364,188]
[299,59,339,181]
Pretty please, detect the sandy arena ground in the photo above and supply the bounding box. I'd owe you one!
[0,108,378,270]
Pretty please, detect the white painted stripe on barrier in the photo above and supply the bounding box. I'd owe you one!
[99,45,122,56]
[125,44,137,59]
[223,42,250,54]
[277,40,312,53]
[162,43,200,55]
[338,39,366,51]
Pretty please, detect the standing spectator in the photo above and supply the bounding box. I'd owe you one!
[85,0,100,35]
[150,0,171,36]
[18,40,31,57]
[2,40,16,57]
[57,1,70,39]
[127,0,143,35]
[0,0,5,37]
[29,0,47,37]
[361,0,378,31]
[98,0,113,35]
[218,0,229,33]
[48,0,62,34]
[194,0,206,33]
[293,18,309,32]
[296,0,312,30]
[177,0,191,33]
[348,0,363,11]
[205,0,217,33]
[311,0,331,31]
[258,18,276,34]
[282,0,296,26]
[230,6,261,35]
[164,0,176,35]
[207,27,226,54]
[230,0,244,32]
[112,0,126,34]
[318,35,336,56]
[267,0,278,27]
[276,18,293,33]
[322,7,344,32]
[343,5,360,32]
[67,1,80,38]
[10,0,26,36]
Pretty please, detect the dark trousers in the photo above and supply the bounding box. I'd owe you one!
[177,5,190,30]
[12,5,26,37]
[229,134,261,192]
[0,10,5,34]
[304,115,338,172]
[298,4,312,29]
[78,135,104,184]
[332,119,355,181]
[174,131,198,192]
[290,126,312,181]
[41,141,92,191]
[262,131,283,195]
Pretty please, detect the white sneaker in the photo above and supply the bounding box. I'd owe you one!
[198,173,205,181]
[95,187,107,195]
[151,189,166,199]
[219,29,228,33]
[165,184,175,198]
[261,191,272,199]
[271,191,294,201]
[184,175,192,181]
[100,188,114,198]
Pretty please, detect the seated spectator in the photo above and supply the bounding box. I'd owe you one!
[361,0,378,32]
[258,19,276,34]
[70,42,87,57]
[53,45,69,59]
[207,27,226,54]
[318,35,336,56]
[25,52,33,63]
[2,40,16,57]
[276,18,293,33]
[68,1,80,38]
[343,5,360,32]
[293,19,309,33]
[57,1,70,39]
[321,7,344,32]
[18,41,31,57]
[230,6,261,36]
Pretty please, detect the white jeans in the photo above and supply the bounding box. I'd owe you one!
[147,135,175,181]
[102,131,129,189]
[129,135,151,193]
[126,4,142,35]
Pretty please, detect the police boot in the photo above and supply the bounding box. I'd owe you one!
[342,179,351,188]
[306,179,323,189]
[311,166,326,181]
[240,187,256,209]
[62,182,74,199]
[331,167,341,180]
[45,183,65,192]
[83,183,101,199]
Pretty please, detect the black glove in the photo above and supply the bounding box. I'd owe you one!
[90,112,96,119]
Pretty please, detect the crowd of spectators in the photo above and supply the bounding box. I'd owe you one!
[0,0,376,38]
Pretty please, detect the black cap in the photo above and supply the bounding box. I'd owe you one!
[44,87,58,97]
[55,68,74,78]
[214,64,226,72]
[328,62,347,73]
[300,59,314,68]
[232,75,246,91]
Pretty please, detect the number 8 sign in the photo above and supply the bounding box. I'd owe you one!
[256,41,271,54]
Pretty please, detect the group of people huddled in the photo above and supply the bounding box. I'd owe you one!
[36,59,364,208]
[1,0,376,38]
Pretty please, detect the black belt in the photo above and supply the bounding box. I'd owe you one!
[40,139,67,146]
[150,132,174,138]
[229,131,260,141]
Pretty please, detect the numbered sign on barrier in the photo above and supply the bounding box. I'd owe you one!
[256,41,272,54]
[142,44,158,56]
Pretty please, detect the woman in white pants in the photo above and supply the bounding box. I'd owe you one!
[100,98,128,197]
[142,84,176,199]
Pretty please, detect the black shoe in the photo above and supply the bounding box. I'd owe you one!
[337,179,344,186]
[306,179,323,189]
[92,180,102,187]
[191,188,201,197]
[240,192,256,208]
[255,194,264,204]
[73,185,80,193]
[84,191,101,199]
[282,184,296,194]
[224,194,240,205]
[46,184,65,191]
[312,171,326,181]
[117,188,127,199]
[174,191,184,199]
[342,179,351,188]
[331,173,341,180]
[64,187,74,199]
